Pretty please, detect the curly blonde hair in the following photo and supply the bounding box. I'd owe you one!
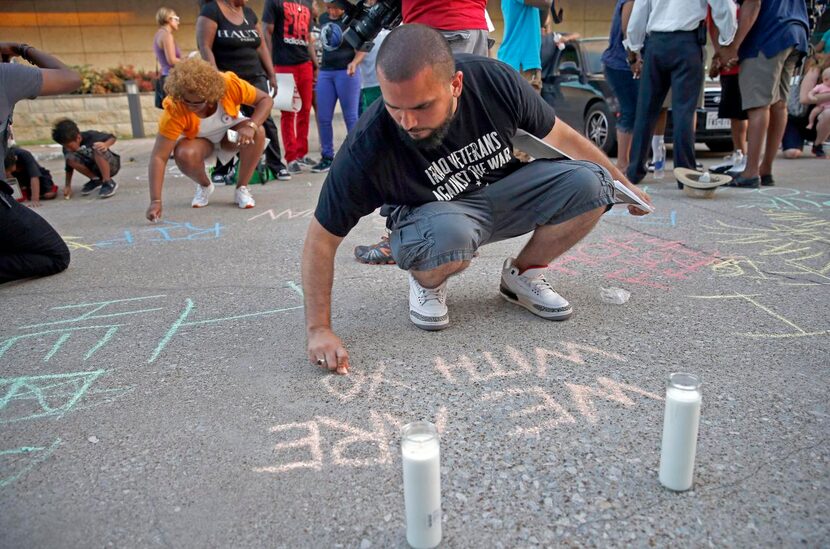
[164,57,226,103]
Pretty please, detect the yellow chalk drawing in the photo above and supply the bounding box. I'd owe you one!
[706,211,830,286]
[690,293,829,339]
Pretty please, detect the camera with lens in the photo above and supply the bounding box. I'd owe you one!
[324,0,403,52]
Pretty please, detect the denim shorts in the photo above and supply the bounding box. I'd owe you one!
[604,66,639,132]
[386,159,616,271]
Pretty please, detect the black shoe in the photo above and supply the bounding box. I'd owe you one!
[81,178,103,195]
[98,179,118,198]
[311,157,333,173]
[760,174,775,187]
[727,175,760,189]
[275,167,291,181]
[812,144,826,158]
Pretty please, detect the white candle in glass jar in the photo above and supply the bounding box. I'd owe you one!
[659,373,702,491]
[401,421,442,549]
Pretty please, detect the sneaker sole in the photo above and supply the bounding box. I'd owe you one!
[192,203,209,208]
[409,310,449,331]
[99,186,118,199]
[499,285,573,320]
[237,202,255,209]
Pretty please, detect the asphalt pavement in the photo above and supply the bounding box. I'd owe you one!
[1,139,828,548]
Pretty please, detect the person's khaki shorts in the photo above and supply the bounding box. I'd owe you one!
[740,47,800,110]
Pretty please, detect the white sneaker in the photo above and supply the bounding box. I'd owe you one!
[408,273,449,331]
[235,185,255,209]
[499,258,572,320]
[191,182,215,208]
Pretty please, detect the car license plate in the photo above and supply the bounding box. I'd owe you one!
[706,111,730,130]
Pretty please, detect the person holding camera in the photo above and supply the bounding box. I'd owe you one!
[624,0,737,187]
[0,43,80,283]
[301,25,652,374]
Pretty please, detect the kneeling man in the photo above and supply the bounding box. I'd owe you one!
[302,24,652,374]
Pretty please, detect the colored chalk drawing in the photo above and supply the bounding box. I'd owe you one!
[734,188,830,212]
[548,234,719,290]
[604,207,678,227]
[259,344,661,475]
[1,296,166,363]
[689,293,829,339]
[0,438,61,489]
[62,220,224,251]
[707,211,830,286]
[2,288,303,365]
[248,208,314,222]
[1,370,104,423]
[148,298,304,363]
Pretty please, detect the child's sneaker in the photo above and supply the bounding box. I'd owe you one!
[81,178,102,195]
[408,273,449,331]
[499,258,572,320]
[235,185,255,209]
[311,157,333,173]
[191,182,215,208]
[98,179,118,198]
[299,156,317,168]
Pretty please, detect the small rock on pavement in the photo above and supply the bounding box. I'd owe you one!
[360,539,371,549]
[87,436,99,444]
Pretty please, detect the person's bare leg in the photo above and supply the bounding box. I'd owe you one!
[67,159,97,180]
[174,138,214,186]
[741,106,770,178]
[814,110,830,149]
[230,126,266,188]
[411,260,470,289]
[514,206,606,271]
[655,109,668,135]
[93,150,111,180]
[616,130,633,173]
[759,101,787,176]
[732,119,748,153]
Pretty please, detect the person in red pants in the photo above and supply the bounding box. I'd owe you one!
[263,0,319,174]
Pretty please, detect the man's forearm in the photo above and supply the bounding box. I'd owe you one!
[18,45,70,70]
[545,118,630,185]
[302,219,343,332]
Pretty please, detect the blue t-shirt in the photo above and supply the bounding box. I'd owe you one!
[739,0,808,60]
[601,0,632,72]
[497,0,541,72]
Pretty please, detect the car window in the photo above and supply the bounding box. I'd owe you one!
[557,45,580,72]
[580,40,606,75]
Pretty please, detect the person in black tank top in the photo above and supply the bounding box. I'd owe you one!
[196,0,291,180]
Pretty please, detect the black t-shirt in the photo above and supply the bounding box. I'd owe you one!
[262,0,313,66]
[314,55,557,237]
[200,2,264,80]
[63,130,115,172]
[8,147,52,190]
[319,13,355,71]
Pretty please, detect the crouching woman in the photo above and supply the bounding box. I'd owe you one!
[146,57,273,221]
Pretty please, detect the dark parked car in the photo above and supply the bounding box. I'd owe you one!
[540,36,734,155]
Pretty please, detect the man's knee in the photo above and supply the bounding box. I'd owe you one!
[390,212,480,271]
[566,162,611,201]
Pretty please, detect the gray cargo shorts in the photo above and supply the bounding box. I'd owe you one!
[387,159,616,271]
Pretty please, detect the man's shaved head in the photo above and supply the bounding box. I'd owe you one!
[376,24,455,83]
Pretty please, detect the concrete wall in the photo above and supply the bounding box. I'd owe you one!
[12,93,162,143]
[3,0,615,71]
